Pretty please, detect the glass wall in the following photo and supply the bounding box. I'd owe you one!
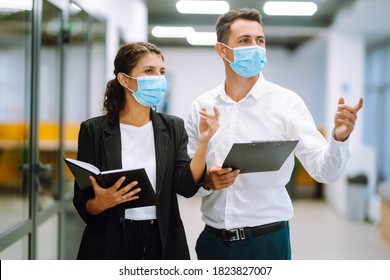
[0,0,106,259]
[0,0,32,258]
[63,4,89,194]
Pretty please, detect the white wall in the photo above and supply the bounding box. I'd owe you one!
[324,29,366,215]
[264,39,328,126]
[163,47,224,119]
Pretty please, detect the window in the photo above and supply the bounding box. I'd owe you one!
[364,41,390,185]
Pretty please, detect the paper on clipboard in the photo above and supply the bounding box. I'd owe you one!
[222,140,299,173]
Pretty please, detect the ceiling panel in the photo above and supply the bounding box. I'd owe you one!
[146,0,355,49]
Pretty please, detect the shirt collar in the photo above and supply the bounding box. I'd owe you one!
[250,73,270,101]
[218,73,270,103]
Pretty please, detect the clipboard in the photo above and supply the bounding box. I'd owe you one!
[222,140,299,173]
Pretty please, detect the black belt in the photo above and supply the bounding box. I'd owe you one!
[205,221,287,242]
[126,219,157,225]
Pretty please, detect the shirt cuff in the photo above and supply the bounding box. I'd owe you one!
[197,186,214,196]
[330,131,350,157]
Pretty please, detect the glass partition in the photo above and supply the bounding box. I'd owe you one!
[63,4,89,193]
[37,0,62,210]
[0,0,107,259]
[0,0,32,233]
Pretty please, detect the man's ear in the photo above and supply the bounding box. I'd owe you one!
[215,42,227,59]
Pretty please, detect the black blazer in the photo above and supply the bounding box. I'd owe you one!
[73,110,204,259]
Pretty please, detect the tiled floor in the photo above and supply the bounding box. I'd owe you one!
[179,196,390,260]
[289,199,390,260]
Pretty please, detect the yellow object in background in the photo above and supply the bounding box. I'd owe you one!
[0,122,80,188]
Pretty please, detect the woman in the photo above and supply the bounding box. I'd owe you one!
[73,42,219,260]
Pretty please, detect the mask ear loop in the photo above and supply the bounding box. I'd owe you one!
[121,72,136,93]
[220,42,233,64]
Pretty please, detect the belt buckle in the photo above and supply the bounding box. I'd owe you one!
[222,228,246,241]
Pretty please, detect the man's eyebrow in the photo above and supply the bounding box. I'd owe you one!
[237,35,250,39]
[236,34,265,40]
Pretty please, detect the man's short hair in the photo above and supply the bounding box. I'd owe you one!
[215,8,263,43]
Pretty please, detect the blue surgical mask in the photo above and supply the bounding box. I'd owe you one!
[222,43,267,78]
[123,73,167,107]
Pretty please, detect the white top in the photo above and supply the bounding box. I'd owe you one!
[120,121,157,220]
[186,74,350,230]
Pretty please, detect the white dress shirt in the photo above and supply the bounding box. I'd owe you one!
[186,74,350,230]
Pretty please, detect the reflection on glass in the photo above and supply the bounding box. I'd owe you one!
[90,17,106,116]
[37,0,62,210]
[0,236,29,260]
[63,5,89,193]
[37,214,58,259]
[63,7,106,194]
[63,204,85,259]
[0,1,31,233]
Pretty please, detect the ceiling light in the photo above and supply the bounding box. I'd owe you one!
[263,1,318,16]
[186,32,217,46]
[69,3,82,14]
[0,0,32,11]
[151,26,195,38]
[176,0,229,15]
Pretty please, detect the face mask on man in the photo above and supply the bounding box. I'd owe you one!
[122,73,167,107]
[222,43,267,78]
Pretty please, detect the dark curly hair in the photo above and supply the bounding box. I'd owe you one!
[103,42,164,123]
[215,8,262,44]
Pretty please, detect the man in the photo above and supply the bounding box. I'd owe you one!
[186,8,363,260]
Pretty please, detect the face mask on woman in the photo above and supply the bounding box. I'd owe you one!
[222,43,267,78]
[123,73,167,107]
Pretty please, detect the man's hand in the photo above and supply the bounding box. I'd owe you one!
[203,166,240,190]
[334,97,364,142]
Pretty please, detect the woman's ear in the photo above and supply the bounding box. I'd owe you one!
[117,73,128,88]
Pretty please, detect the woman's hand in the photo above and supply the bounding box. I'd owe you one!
[198,106,220,144]
[85,176,141,216]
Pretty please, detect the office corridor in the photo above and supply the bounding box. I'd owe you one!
[180,196,390,260]
[289,199,390,260]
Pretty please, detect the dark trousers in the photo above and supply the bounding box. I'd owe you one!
[124,219,162,260]
[196,223,291,260]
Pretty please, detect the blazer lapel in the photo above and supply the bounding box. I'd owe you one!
[150,110,169,198]
[103,119,122,171]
